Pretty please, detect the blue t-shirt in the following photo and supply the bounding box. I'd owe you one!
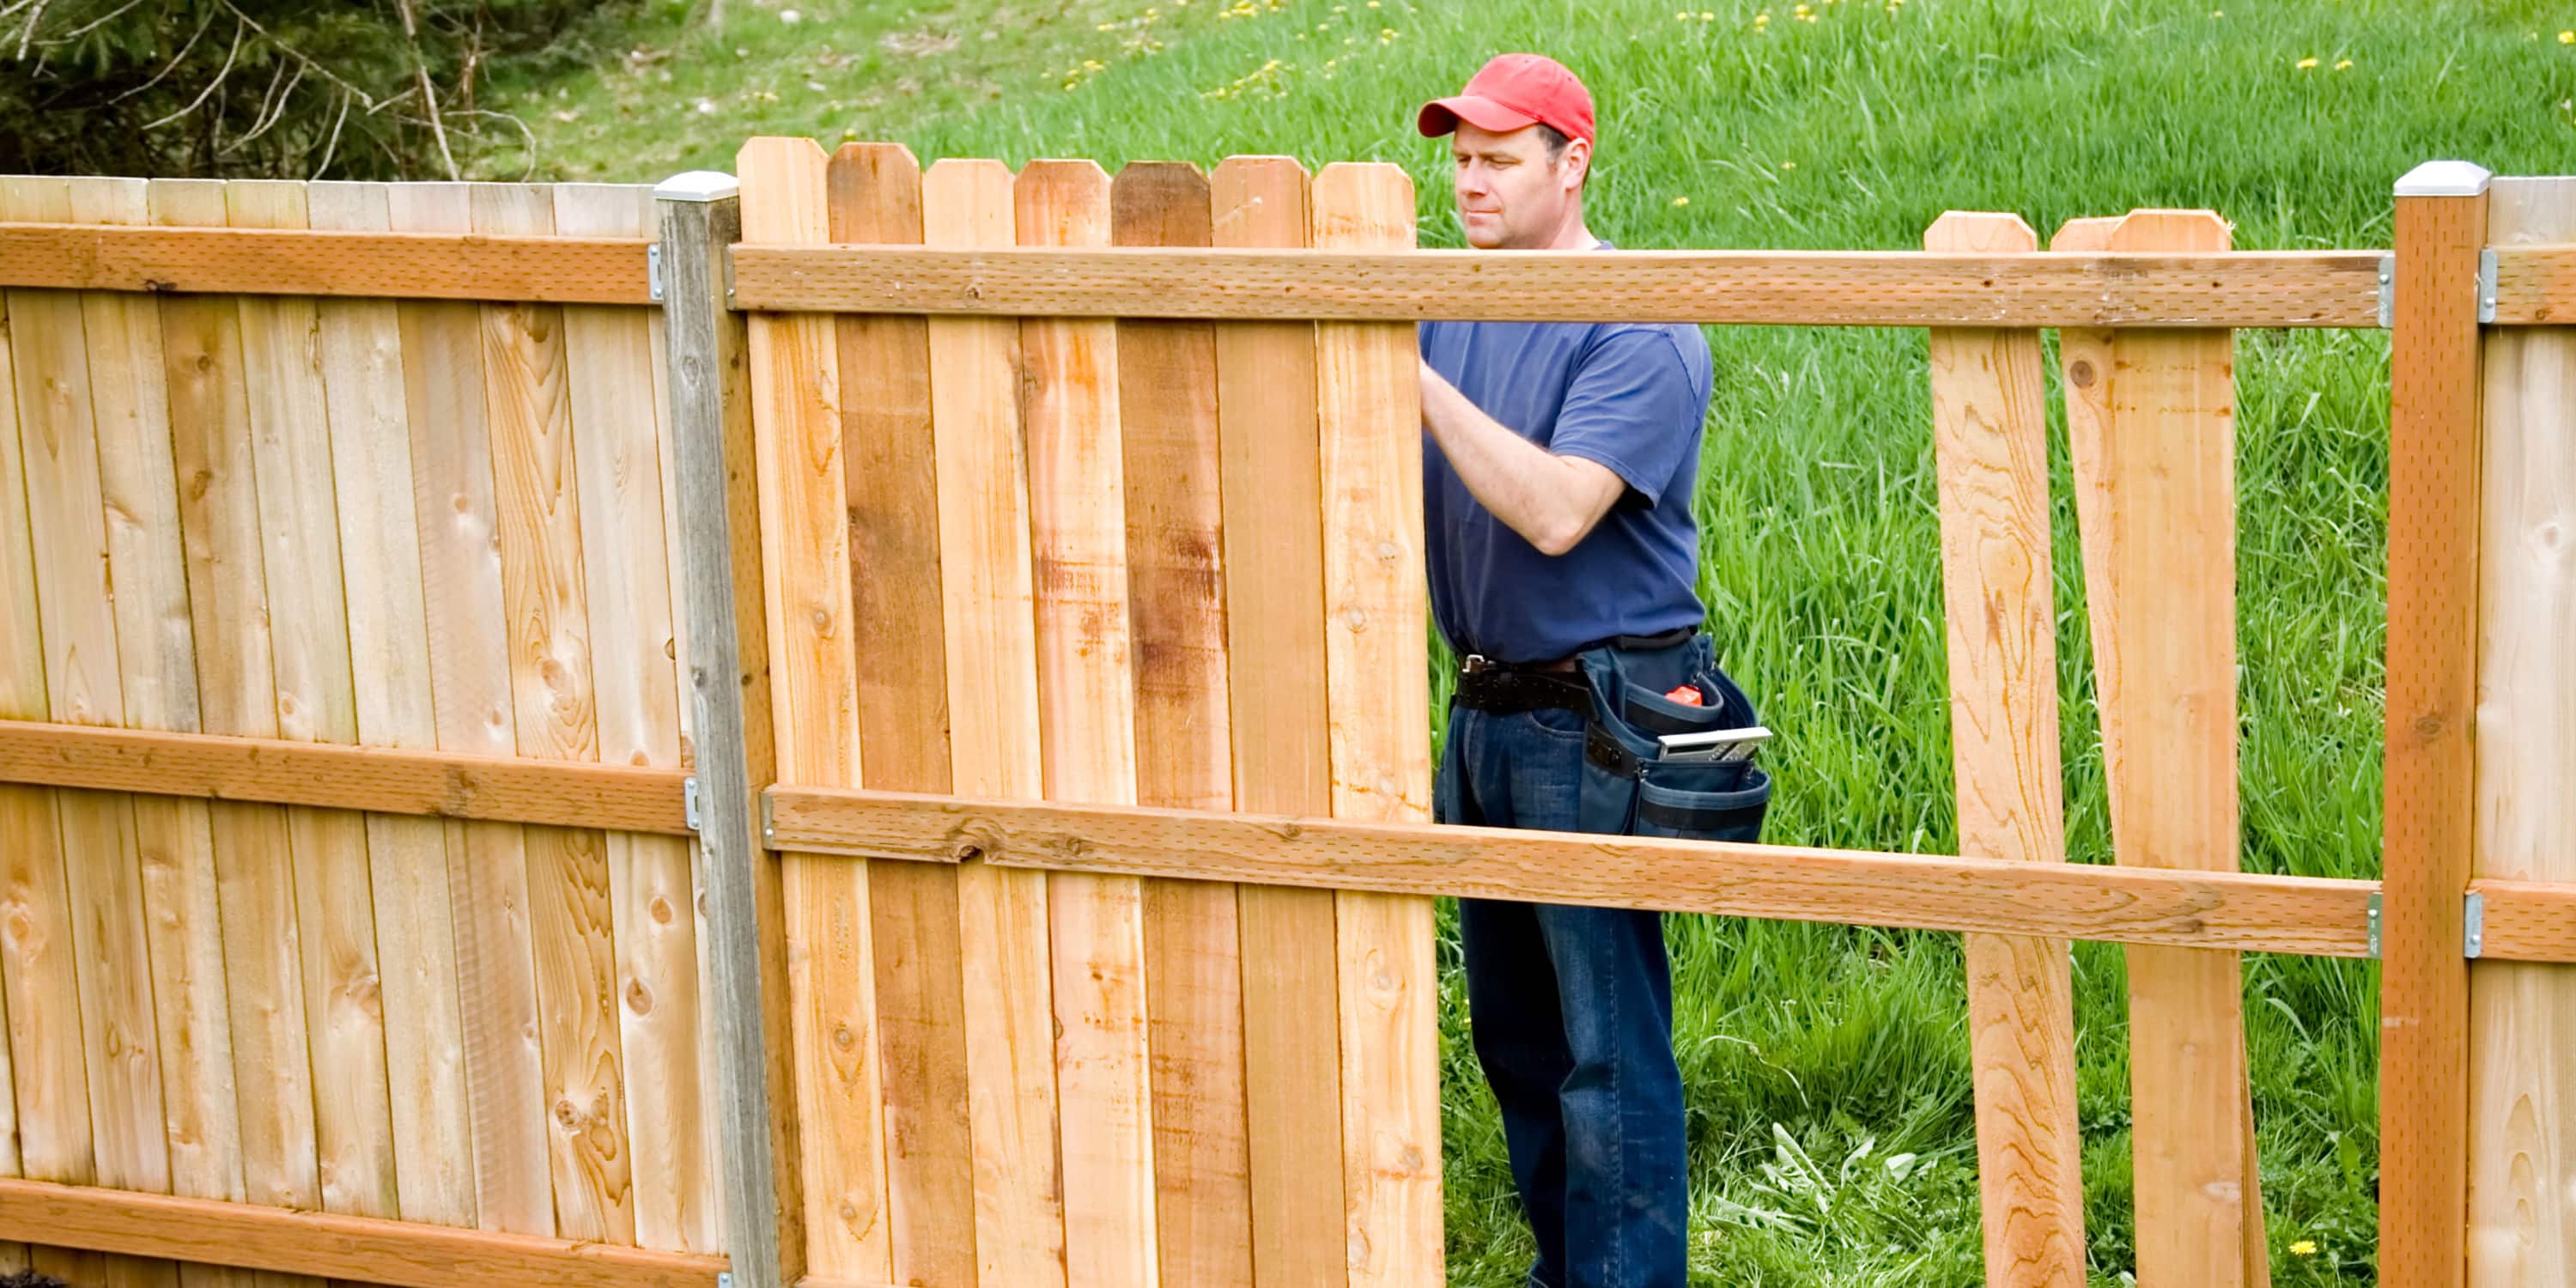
[1419,303,1714,664]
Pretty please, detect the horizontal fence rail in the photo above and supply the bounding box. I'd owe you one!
[762,786,2381,957]
[0,720,693,834]
[0,1179,727,1288]
[726,246,2391,326]
[0,221,654,302]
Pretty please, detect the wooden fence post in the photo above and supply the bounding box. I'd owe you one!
[655,168,794,1288]
[2379,159,2489,1288]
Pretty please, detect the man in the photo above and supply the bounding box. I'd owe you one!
[1417,53,1739,1288]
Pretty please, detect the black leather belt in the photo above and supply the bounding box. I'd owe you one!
[1450,625,1698,719]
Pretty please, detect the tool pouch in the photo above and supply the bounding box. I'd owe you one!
[1572,635,1773,843]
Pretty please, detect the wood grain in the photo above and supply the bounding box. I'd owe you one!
[738,135,891,1281]
[2056,210,2262,1288]
[762,787,2381,956]
[1310,163,1442,1288]
[2464,176,2575,1288]
[1210,155,1347,1288]
[0,222,652,304]
[1923,210,2083,1288]
[1021,158,1160,1288]
[225,180,405,1250]
[473,182,635,1248]
[0,721,690,831]
[0,199,47,1277]
[307,178,477,1232]
[1111,159,1253,1288]
[0,1177,727,1288]
[824,138,975,1288]
[3,176,179,1277]
[726,245,2388,327]
[0,178,103,1245]
[390,179,550,1238]
[2487,243,2576,325]
[2360,173,2483,1288]
[922,155,1065,1288]
[556,182,718,1256]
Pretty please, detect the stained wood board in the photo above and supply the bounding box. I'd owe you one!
[1210,154,1347,1288]
[824,138,974,1288]
[555,181,717,1256]
[307,178,478,1232]
[389,179,550,1237]
[737,135,890,1282]
[1108,161,1253,1288]
[2465,175,2576,1287]
[470,181,635,1248]
[1923,210,2083,1288]
[921,155,1065,1288]
[2054,210,2263,1287]
[1311,163,1441,1288]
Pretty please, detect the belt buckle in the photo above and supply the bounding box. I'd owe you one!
[1462,653,1495,675]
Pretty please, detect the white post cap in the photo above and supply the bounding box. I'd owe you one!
[655,170,742,203]
[2394,161,2492,197]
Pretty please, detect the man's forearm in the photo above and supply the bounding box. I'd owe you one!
[1420,364,1621,556]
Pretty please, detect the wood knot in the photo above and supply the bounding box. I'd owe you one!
[2068,359,2096,388]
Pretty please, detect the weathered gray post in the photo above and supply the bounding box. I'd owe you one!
[655,169,796,1288]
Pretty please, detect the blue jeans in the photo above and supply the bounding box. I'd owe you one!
[1438,642,1704,1288]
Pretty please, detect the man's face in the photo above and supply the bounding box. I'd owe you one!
[1450,120,1584,250]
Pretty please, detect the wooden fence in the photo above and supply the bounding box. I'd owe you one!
[0,145,2567,1288]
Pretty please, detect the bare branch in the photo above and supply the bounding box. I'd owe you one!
[55,0,143,39]
[222,58,305,153]
[106,2,212,104]
[143,14,241,131]
[446,107,535,181]
[310,84,352,178]
[210,0,383,110]
[16,0,50,60]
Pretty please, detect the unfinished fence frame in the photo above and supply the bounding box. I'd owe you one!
[0,151,2563,1288]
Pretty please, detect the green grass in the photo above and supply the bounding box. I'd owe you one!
[492,1,2576,1281]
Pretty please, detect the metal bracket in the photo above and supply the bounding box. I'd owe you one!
[683,775,702,831]
[2366,892,2382,959]
[2464,890,2487,959]
[648,243,665,302]
[759,789,775,845]
[2376,253,2395,329]
[718,1274,733,1288]
[2477,247,2498,324]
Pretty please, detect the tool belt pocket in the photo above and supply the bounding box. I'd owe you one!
[1573,648,1773,843]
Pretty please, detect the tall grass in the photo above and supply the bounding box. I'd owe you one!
[512,2,2576,1279]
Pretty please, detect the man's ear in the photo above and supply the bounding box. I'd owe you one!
[1561,137,1591,192]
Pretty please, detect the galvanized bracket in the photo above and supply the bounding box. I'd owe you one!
[2376,253,2396,329]
[683,775,702,831]
[2477,247,2498,324]
[648,243,665,302]
[759,789,775,845]
[718,1274,733,1288]
[2366,892,2383,959]
[2464,890,2487,959]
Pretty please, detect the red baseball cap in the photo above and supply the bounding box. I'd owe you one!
[1417,53,1595,148]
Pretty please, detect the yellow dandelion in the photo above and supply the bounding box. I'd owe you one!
[2289,1241,2318,1257]
[2561,29,2574,43]
[1753,11,1770,23]
[1780,161,1796,169]
[1700,9,1716,18]
[2334,58,2352,70]
[1672,196,1690,206]
[1097,20,1115,29]
[2295,56,2319,69]
[1677,9,1692,16]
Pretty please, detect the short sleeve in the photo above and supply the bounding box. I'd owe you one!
[1546,329,1704,509]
